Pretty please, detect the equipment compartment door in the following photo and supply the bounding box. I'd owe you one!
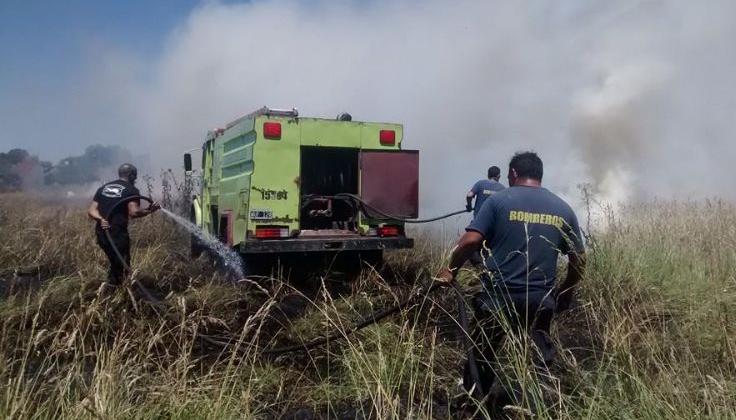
[359,150,419,219]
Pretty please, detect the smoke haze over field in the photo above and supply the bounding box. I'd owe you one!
[4,0,736,212]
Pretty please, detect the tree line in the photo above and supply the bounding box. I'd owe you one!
[0,145,132,192]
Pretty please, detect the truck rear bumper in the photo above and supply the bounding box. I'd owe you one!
[239,236,413,254]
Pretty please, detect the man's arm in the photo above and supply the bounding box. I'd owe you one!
[87,201,110,229]
[436,231,484,283]
[128,200,161,219]
[466,191,475,212]
[556,252,586,312]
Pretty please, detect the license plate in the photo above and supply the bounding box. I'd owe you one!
[249,209,273,220]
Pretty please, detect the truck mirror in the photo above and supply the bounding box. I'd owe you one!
[184,153,193,172]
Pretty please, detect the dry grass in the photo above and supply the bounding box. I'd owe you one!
[0,192,734,419]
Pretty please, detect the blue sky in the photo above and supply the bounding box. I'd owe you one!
[0,0,213,82]
[0,0,203,160]
[1,1,196,83]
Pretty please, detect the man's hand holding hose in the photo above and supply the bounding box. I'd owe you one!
[435,266,458,286]
[128,200,161,218]
[434,231,485,287]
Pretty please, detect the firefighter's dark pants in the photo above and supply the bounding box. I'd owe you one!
[463,288,556,396]
[96,226,130,285]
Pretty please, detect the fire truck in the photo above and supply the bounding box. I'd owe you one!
[184,107,418,270]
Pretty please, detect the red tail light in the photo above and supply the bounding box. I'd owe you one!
[377,225,401,237]
[254,226,289,239]
[379,130,395,146]
[263,122,281,139]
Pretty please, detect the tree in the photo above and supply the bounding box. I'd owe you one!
[0,149,50,192]
[44,145,133,186]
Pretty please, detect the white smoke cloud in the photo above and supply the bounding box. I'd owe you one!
[572,60,672,204]
[85,0,736,215]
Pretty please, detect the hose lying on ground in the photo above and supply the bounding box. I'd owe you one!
[100,194,484,398]
[274,279,485,397]
[263,281,443,355]
[198,278,485,397]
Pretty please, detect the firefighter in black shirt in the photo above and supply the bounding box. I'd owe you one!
[87,164,160,285]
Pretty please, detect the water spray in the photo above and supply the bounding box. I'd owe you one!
[158,208,245,279]
[101,195,245,282]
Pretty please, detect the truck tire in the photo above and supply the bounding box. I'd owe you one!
[326,250,384,280]
[359,250,384,269]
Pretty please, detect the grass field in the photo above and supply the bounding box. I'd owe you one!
[0,193,734,419]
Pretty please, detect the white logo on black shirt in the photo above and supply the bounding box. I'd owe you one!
[101,184,125,198]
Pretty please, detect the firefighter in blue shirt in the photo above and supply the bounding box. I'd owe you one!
[466,166,505,216]
[466,166,506,266]
[440,152,586,407]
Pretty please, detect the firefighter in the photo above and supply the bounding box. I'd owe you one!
[465,165,505,266]
[87,164,160,286]
[466,165,505,215]
[438,151,586,405]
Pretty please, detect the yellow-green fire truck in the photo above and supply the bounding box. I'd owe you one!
[184,107,418,268]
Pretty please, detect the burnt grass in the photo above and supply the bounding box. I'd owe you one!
[1,194,735,419]
[0,254,602,419]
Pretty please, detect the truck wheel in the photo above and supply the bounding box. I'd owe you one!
[326,251,383,279]
[360,250,384,269]
[241,254,266,278]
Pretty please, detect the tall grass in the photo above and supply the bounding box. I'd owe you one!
[0,193,734,419]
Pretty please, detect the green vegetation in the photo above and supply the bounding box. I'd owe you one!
[0,194,734,419]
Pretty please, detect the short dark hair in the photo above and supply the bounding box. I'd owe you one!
[509,151,543,180]
[487,166,501,179]
[118,163,138,180]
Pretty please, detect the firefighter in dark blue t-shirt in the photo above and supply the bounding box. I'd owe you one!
[87,164,159,286]
[466,165,506,216]
[466,165,505,266]
[438,151,586,406]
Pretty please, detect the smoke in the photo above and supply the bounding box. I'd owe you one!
[83,0,736,213]
[572,61,672,204]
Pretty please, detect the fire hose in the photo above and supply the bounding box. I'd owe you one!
[335,193,469,223]
[204,279,483,397]
[100,195,485,398]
